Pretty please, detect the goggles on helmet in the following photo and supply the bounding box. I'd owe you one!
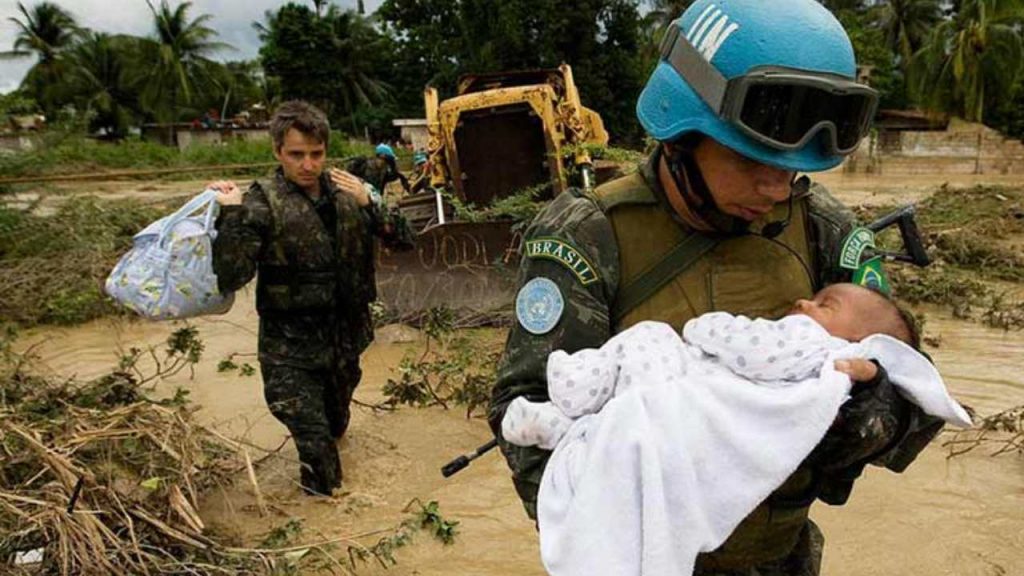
[659,21,878,155]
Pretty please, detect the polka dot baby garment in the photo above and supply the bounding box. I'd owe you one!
[682,312,849,384]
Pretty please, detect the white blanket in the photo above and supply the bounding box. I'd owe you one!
[503,314,972,576]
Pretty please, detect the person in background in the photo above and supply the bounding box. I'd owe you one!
[347,142,412,197]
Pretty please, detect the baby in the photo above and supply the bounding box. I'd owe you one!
[502,283,922,450]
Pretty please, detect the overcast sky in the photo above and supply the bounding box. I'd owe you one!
[0,0,383,93]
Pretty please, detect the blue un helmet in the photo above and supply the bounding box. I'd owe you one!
[375,143,396,159]
[636,0,878,172]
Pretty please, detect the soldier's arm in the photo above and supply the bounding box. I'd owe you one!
[362,200,415,251]
[806,183,944,500]
[805,182,857,289]
[344,157,368,180]
[487,191,619,519]
[394,171,412,195]
[212,183,271,294]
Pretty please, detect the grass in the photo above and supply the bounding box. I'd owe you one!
[0,196,167,326]
[0,131,375,180]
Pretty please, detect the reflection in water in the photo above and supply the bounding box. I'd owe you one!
[14,295,1024,576]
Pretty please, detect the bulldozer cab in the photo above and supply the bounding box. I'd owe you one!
[400,64,608,230]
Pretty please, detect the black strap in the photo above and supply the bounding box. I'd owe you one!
[612,232,721,324]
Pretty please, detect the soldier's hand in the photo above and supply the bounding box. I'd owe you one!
[208,180,242,206]
[810,361,906,471]
[329,168,371,207]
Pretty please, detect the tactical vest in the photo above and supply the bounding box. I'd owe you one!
[256,177,369,315]
[591,172,820,569]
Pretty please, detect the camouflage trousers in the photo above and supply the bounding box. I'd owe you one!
[261,357,362,495]
[694,521,824,576]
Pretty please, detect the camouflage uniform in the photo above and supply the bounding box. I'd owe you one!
[488,151,943,574]
[213,168,413,494]
[346,155,411,196]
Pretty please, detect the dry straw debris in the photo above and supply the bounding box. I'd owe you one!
[0,326,245,574]
[0,327,458,574]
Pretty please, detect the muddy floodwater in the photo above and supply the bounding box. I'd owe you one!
[12,172,1024,575]
[17,290,1024,576]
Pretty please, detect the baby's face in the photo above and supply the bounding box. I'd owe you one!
[786,284,881,341]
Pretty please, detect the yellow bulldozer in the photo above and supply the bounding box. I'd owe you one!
[377,64,613,320]
[399,64,609,229]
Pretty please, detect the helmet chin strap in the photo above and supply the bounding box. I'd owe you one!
[664,143,749,235]
[665,142,797,238]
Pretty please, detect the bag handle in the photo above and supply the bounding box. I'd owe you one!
[158,189,221,243]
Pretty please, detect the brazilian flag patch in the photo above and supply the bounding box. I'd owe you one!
[525,237,600,286]
[853,256,891,295]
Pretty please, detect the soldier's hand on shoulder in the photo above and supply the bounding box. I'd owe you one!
[329,168,371,207]
[208,180,242,206]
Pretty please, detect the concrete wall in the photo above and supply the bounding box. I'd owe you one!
[141,124,270,151]
[174,128,269,151]
[393,119,429,151]
[0,133,40,153]
[844,120,1024,175]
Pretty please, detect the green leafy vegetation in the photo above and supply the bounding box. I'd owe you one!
[446,182,550,225]
[383,306,501,418]
[217,353,257,377]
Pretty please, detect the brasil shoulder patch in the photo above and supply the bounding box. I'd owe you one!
[524,237,599,286]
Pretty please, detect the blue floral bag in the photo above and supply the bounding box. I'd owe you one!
[105,190,233,320]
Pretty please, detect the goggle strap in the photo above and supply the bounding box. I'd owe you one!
[660,19,729,116]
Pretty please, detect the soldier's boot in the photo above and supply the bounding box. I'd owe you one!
[327,405,350,441]
[327,363,360,440]
[298,440,342,496]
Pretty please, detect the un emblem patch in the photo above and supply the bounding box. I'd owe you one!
[516,277,565,335]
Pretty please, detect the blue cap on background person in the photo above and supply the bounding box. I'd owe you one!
[375,143,396,159]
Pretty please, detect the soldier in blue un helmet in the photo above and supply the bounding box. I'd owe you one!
[488,0,944,573]
[346,142,412,197]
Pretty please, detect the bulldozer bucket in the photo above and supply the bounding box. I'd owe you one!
[376,221,522,322]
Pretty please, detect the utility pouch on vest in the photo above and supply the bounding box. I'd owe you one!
[257,264,339,314]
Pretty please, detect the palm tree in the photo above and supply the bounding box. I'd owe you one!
[639,0,694,77]
[139,0,232,124]
[643,0,693,41]
[910,0,1024,122]
[65,33,141,137]
[256,4,390,132]
[818,0,867,12]
[325,7,390,131]
[875,0,943,71]
[1,2,81,115]
[312,0,328,18]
